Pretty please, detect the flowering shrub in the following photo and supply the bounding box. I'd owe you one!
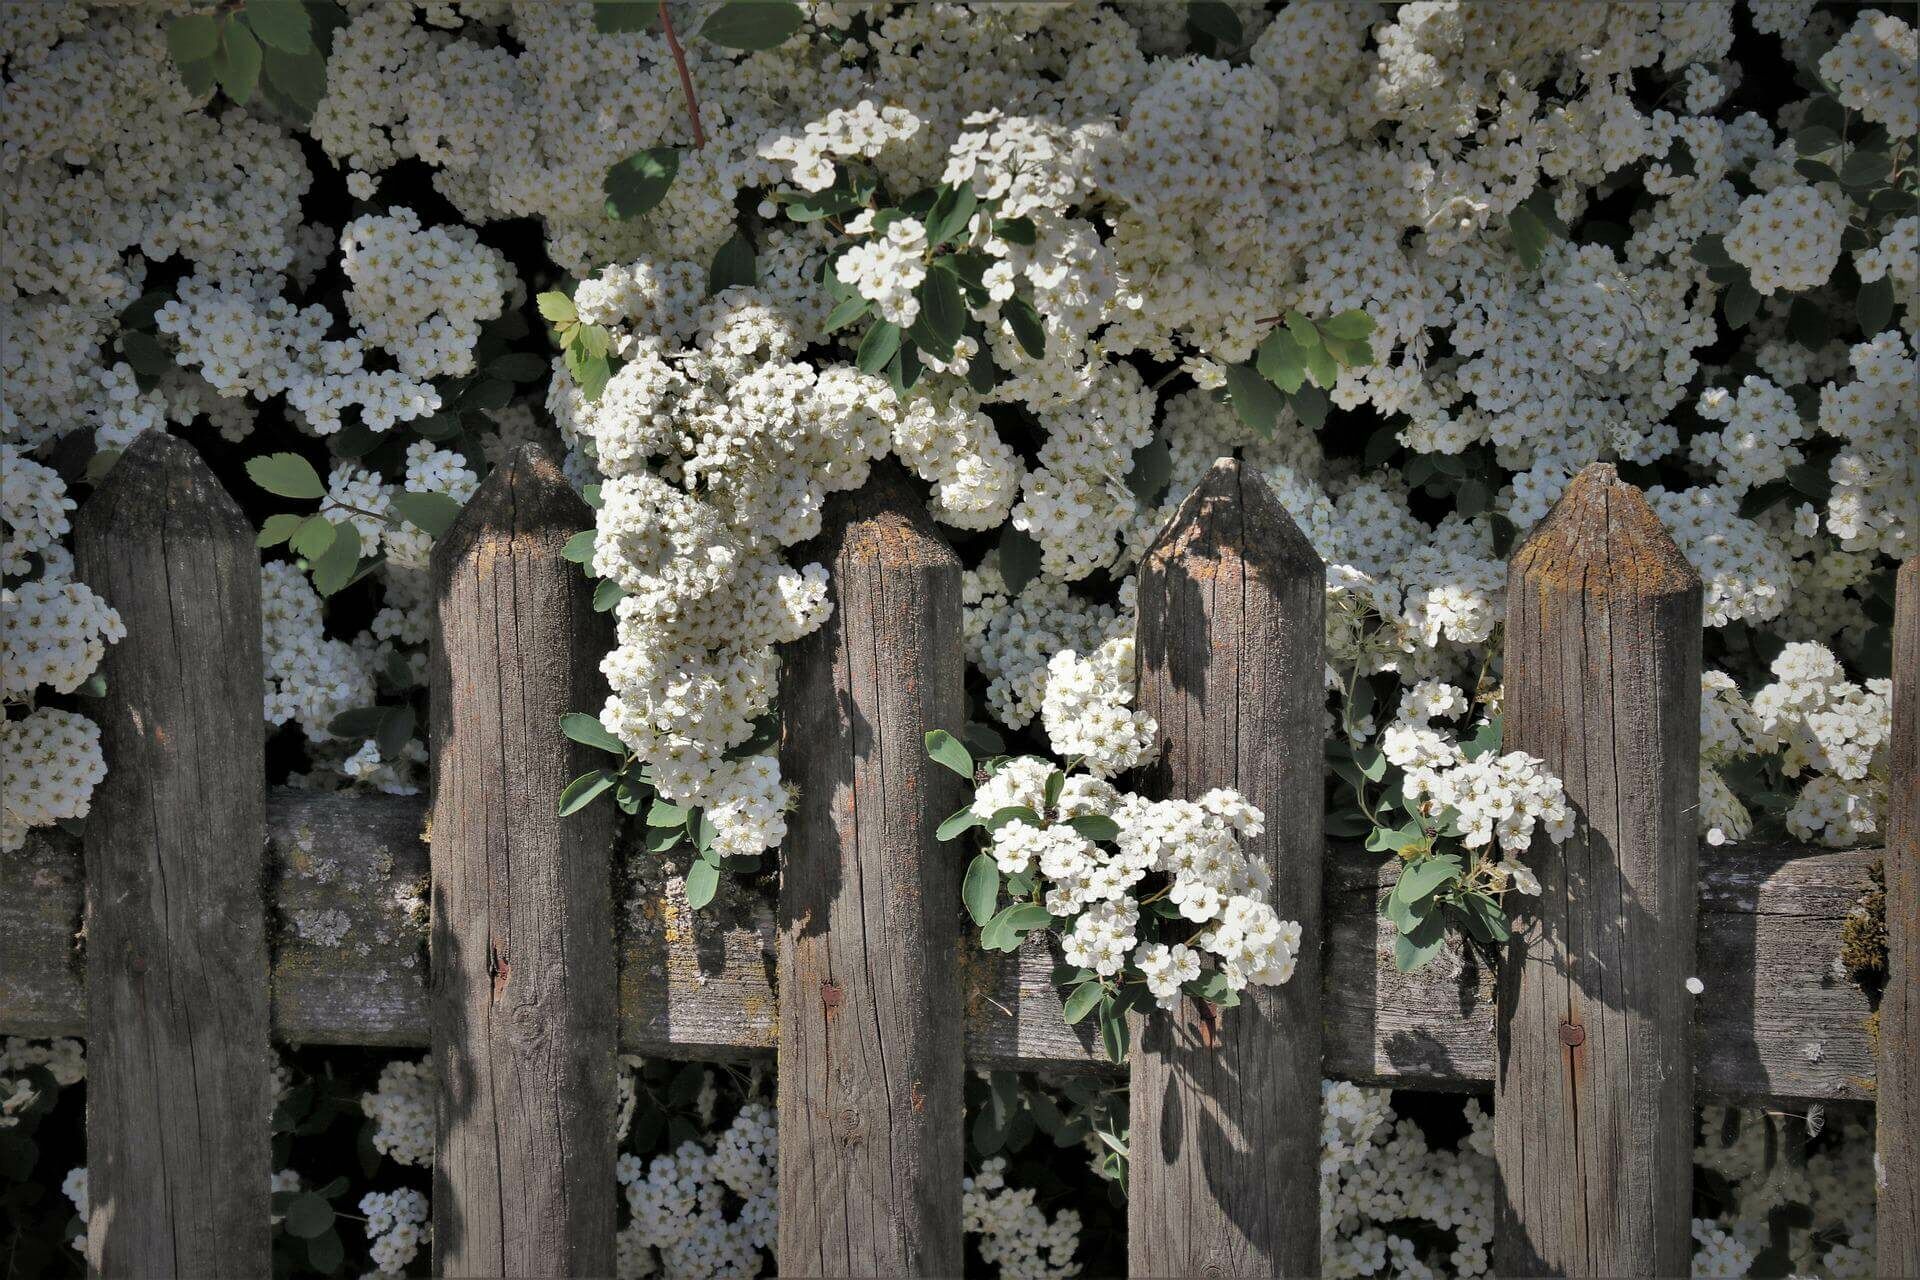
[3,0,1915,1273]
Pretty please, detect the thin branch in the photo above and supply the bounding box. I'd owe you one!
[658,1,706,149]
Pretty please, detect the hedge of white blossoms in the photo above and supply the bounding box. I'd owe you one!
[0,0,1914,1273]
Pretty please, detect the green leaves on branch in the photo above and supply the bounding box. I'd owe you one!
[539,289,616,403]
[247,447,465,597]
[166,1,334,118]
[1225,308,1376,436]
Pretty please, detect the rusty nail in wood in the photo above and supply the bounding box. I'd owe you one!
[1558,1020,1585,1047]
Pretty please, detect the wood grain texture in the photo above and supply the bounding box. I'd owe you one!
[1882,556,1917,1278]
[428,445,617,1277]
[71,432,271,1278]
[1130,458,1327,1277]
[4,799,1883,1099]
[1495,463,1704,1277]
[775,464,967,1278]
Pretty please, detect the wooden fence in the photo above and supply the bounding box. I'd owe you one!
[2,430,1913,1278]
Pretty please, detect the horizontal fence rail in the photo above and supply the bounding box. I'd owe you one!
[2,439,1910,1277]
[2,795,1884,1103]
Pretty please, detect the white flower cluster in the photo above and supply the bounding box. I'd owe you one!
[1750,642,1891,846]
[973,756,1299,1007]
[963,1157,1083,1279]
[615,1101,777,1280]
[1380,681,1575,870]
[0,1036,83,1130]
[1,448,121,851]
[361,1057,435,1169]
[360,1187,430,1275]
[1725,185,1845,295]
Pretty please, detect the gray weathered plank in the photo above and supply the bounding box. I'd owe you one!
[1129,458,1325,1276]
[1882,556,1917,1278]
[774,464,967,1277]
[72,433,271,1278]
[0,797,1882,1101]
[428,446,617,1277]
[1495,462,1703,1276]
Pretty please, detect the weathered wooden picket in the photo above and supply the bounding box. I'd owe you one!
[2,430,1913,1278]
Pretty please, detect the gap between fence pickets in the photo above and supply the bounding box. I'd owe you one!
[0,788,1880,1103]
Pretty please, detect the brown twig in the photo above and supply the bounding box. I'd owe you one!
[658,1,706,149]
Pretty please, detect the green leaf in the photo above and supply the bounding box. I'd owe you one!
[214,17,263,103]
[536,291,577,324]
[558,769,616,816]
[998,526,1043,593]
[1288,382,1329,429]
[1062,981,1104,1025]
[1186,0,1242,48]
[925,730,974,779]
[963,853,1000,926]
[562,530,596,563]
[1788,297,1827,350]
[1320,309,1374,341]
[1723,279,1761,330]
[1127,436,1171,506]
[1858,276,1894,334]
[1064,814,1120,843]
[603,146,680,220]
[911,262,966,359]
[375,705,415,760]
[1223,364,1282,437]
[939,806,983,843]
[856,319,902,374]
[566,344,611,402]
[994,216,1036,246]
[309,521,362,595]
[824,293,870,332]
[699,0,803,48]
[242,0,313,53]
[561,712,626,755]
[1302,340,1339,389]
[925,182,978,247]
[709,232,756,294]
[648,798,689,827]
[1365,821,1426,854]
[1001,902,1053,933]
[167,13,220,63]
[987,805,1041,831]
[261,44,327,116]
[118,329,172,377]
[247,452,325,500]
[176,54,216,97]
[390,491,462,538]
[489,352,549,382]
[1395,854,1464,904]
[592,0,655,33]
[1283,310,1320,351]
[256,513,304,548]
[283,1192,334,1240]
[327,706,388,739]
[1461,715,1502,760]
[1004,297,1046,358]
[685,859,720,909]
[1839,148,1891,187]
[1097,995,1129,1064]
[288,514,337,561]
[1254,328,1307,393]
[1509,203,1553,271]
[592,577,626,611]
[1392,912,1448,972]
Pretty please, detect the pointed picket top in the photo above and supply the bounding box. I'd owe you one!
[1143,456,1322,582]
[79,429,250,543]
[805,458,960,573]
[1510,461,1699,596]
[431,443,587,576]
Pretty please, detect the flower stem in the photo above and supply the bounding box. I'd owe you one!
[658,1,707,149]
